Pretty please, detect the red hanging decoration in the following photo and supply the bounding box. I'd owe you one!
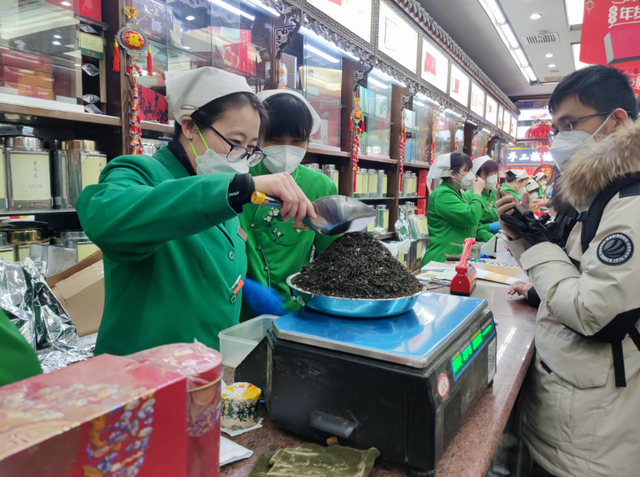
[113,39,120,72]
[350,89,365,192]
[147,45,153,76]
[399,110,406,192]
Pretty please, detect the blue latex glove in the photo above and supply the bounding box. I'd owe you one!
[242,278,287,316]
[488,221,501,233]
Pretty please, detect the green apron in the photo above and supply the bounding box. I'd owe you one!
[0,308,41,387]
[501,183,522,201]
[465,188,497,242]
[422,181,483,264]
[76,146,248,355]
[240,162,338,321]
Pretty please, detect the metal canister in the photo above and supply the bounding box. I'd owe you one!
[380,170,388,197]
[323,164,340,191]
[368,169,378,197]
[52,140,107,209]
[5,136,51,210]
[0,138,7,211]
[6,228,45,262]
[366,205,376,234]
[411,172,418,197]
[57,230,100,262]
[376,204,389,233]
[305,163,320,172]
[0,232,14,263]
[142,143,159,156]
[355,167,368,198]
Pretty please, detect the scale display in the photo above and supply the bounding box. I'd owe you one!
[451,317,495,381]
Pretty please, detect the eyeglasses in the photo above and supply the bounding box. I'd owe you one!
[197,123,266,166]
[547,111,613,143]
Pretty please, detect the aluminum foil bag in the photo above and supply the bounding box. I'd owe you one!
[0,258,94,372]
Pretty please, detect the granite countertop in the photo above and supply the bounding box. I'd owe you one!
[221,280,537,477]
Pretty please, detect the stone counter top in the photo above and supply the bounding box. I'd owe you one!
[221,280,537,477]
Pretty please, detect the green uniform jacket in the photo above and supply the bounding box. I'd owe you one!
[76,147,247,355]
[465,188,497,242]
[422,181,483,264]
[0,308,41,387]
[240,163,338,321]
[501,183,522,201]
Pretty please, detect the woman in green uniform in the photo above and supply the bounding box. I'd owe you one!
[501,169,528,201]
[422,152,485,264]
[465,156,500,242]
[0,308,41,387]
[240,90,338,320]
[76,67,315,356]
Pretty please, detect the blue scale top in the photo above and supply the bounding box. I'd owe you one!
[273,293,488,368]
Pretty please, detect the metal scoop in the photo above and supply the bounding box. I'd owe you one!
[251,192,376,236]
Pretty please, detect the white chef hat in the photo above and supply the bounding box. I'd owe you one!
[471,155,493,175]
[427,153,452,189]
[166,67,254,123]
[257,89,322,136]
[533,171,548,181]
[514,169,529,180]
[526,178,540,193]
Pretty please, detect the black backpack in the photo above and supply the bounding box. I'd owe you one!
[569,171,640,387]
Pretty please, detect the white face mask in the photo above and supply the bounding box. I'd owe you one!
[549,113,612,172]
[485,175,498,190]
[529,192,539,201]
[518,187,527,196]
[455,171,476,190]
[262,145,307,174]
[190,130,251,175]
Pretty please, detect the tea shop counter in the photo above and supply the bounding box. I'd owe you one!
[220,280,538,477]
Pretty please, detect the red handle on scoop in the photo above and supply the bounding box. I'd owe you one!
[455,238,475,273]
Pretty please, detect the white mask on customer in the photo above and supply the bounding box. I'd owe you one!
[262,145,307,174]
[485,175,498,190]
[549,113,612,172]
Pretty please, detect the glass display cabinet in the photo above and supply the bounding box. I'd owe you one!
[358,70,391,157]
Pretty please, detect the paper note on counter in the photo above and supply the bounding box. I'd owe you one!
[222,418,264,437]
[220,436,253,466]
[475,269,518,285]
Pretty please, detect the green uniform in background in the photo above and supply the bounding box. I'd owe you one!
[465,188,498,242]
[500,183,522,201]
[240,162,338,321]
[77,147,248,355]
[0,308,41,387]
[422,181,483,264]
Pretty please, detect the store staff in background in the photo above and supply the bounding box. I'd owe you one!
[239,89,338,321]
[422,152,484,264]
[501,169,528,201]
[497,65,640,477]
[0,308,41,386]
[77,67,316,356]
[465,155,500,242]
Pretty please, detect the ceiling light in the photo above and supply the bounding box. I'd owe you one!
[53,34,62,39]
[524,66,537,82]
[208,0,255,21]
[306,44,339,63]
[572,43,590,70]
[185,15,195,20]
[564,0,584,29]
[514,48,529,67]
[414,100,425,107]
[548,63,556,68]
[530,13,542,19]
[500,24,519,49]
[368,77,389,90]
[74,63,81,67]
[243,0,281,17]
[60,1,71,5]
[484,0,505,24]
[545,53,554,58]
[184,46,191,49]
[300,27,358,61]
[52,41,61,46]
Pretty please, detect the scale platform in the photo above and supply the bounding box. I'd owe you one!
[236,292,497,476]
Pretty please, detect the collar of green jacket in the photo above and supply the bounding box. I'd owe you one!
[153,146,192,179]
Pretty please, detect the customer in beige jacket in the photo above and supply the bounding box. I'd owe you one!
[498,65,640,477]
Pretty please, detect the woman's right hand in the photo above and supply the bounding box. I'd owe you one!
[508,279,533,300]
[530,198,549,210]
[253,173,316,224]
[471,177,485,195]
[496,195,522,240]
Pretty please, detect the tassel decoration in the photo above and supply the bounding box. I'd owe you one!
[113,40,120,72]
[147,45,153,76]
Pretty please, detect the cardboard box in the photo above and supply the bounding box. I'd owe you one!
[0,65,54,88]
[605,29,640,64]
[0,48,53,74]
[46,251,104,337]
[0,354,187,477]
[223,30,257,75]
[0,80,54,100]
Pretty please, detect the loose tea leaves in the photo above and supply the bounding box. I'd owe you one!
[292,232,423,299]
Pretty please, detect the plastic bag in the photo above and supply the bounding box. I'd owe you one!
[82,93,100,104]
[81,63,99,77]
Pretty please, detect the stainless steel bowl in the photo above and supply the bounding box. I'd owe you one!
[287,273,426,319]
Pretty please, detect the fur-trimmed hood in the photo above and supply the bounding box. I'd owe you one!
[557,120,640,210]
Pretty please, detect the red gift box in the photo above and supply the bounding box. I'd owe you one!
[418,170,428,197]
[605,29,640,64]
[0,48,53,74]
[417,199,426,215]
[0,81,54,100]
[0,354,187,477]
[128,343,223,477]
[44,0,101,21]
[0,65,54,88]
[139,85,169,124]
[223,30,257,75]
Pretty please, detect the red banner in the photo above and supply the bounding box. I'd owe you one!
[581,0,640,96]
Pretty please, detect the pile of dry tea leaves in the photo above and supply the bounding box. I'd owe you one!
[292,232,423,299]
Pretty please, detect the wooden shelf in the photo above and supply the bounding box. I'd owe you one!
[404,162,430,169]
[0,102,120,126]
[140,121,173,134]
[358,155,398,164]
[399,196,426,200]
[0,209,77,216]
[307,145,350,157]
[373,233,395,240]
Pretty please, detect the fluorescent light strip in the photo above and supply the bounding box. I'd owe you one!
[368,77,389,89]
[485,0,505,24]
[414,100,426,107]
[306,44,339,63]
[300,28,358,61]
[445,109,462,118]
[371,68,406,87]
[500,24,519,49]
[564,0,583,27]
[572,43,590,70]
[242,0,281,16]
[482,128,491,134]
[514,48,529,68]
[524,66,537,82]
[416,93,439,105]
[208,0,255,20]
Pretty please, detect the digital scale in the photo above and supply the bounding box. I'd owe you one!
[236,292,497,476]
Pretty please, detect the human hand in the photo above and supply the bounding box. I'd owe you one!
[501,210,552,250]
[496,195,521,240]
[530,198,549,210]
[488,221,501,234]
[521,191,530,210]
[242,278,287,316]
[253,173,316,224]
[472,176,485,195]
[508,280,533,300]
